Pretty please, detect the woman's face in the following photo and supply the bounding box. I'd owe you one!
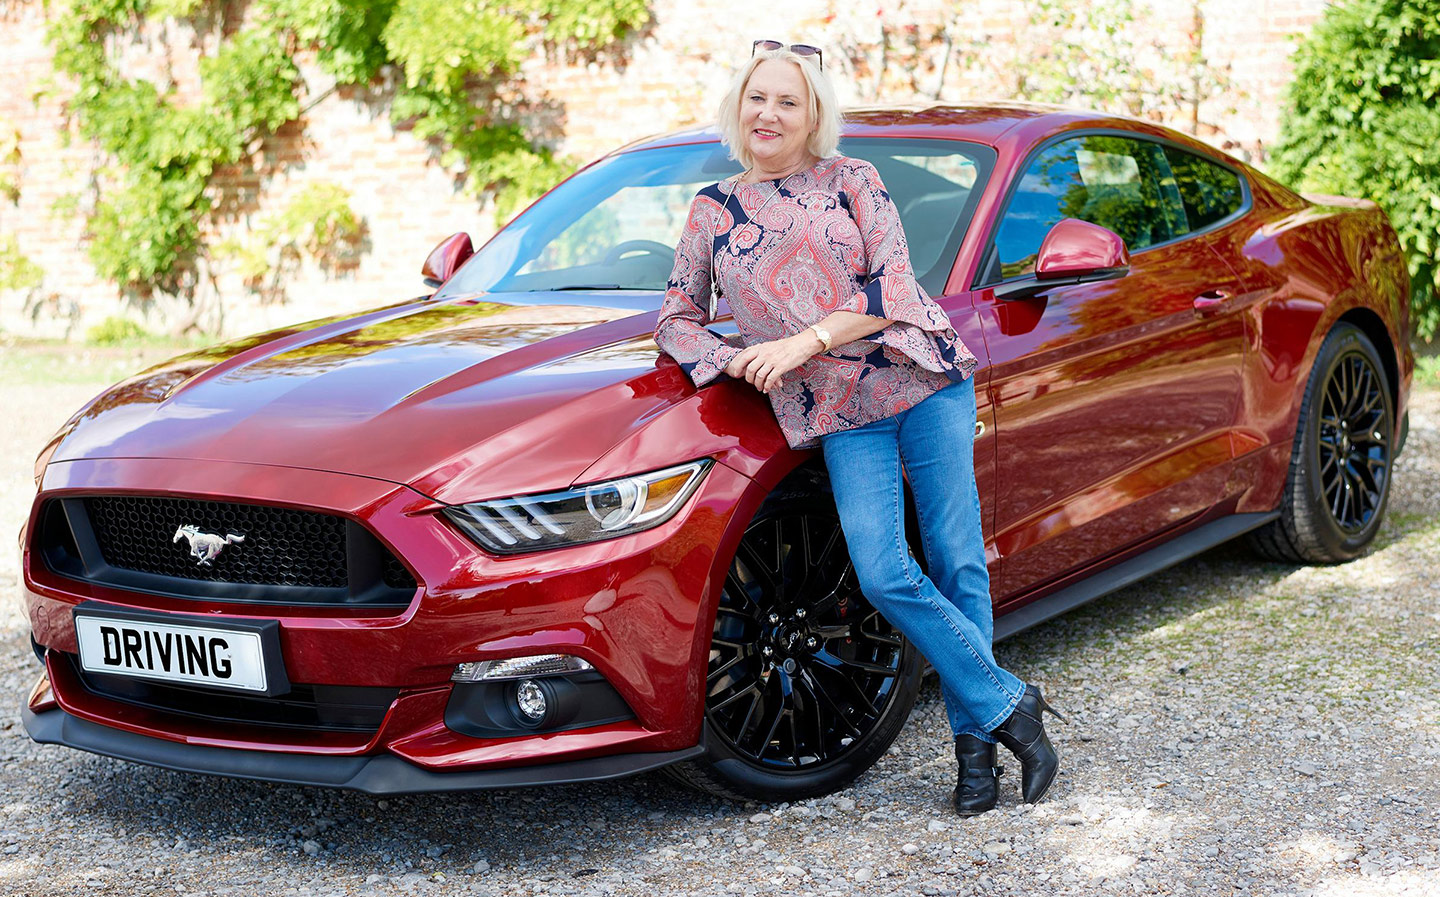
[740,59,816,172]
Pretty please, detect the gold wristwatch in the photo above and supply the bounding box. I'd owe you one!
[809,323,833,353]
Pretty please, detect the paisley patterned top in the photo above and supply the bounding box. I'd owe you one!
[654,155,978,449]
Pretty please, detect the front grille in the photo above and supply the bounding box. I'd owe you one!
[87,496,349,588]
[38,497,417,607]
[66,654,397,733]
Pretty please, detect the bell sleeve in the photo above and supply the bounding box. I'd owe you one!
[654,190,744,387]
[838,158,977,379]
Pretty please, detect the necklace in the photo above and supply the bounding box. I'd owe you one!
[709,167,801,318]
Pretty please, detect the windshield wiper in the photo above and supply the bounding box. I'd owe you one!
[531,284,629,292]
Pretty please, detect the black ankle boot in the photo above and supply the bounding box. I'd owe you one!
[991,684,1065,804]
[952,734,1003,817]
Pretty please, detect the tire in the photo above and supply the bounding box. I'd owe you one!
[1247,322,1395,563]
[664,483,922,801]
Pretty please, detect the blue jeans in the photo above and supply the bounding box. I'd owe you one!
[820,378,1025,741]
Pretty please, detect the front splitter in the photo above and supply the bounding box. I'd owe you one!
[22,705,703,795]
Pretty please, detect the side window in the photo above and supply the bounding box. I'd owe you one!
[990,135,1185,281]
[1163,147,1244,233]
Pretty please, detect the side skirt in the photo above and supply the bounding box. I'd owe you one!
[993,511,1280,642]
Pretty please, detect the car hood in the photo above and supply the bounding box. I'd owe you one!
[46,293,702,504]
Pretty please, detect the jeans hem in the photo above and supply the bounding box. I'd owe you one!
[977,681,1027,734]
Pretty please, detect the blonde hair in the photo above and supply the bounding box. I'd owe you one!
[716,47,842,171]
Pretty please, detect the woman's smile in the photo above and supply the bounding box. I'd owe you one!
[741,59,816,176]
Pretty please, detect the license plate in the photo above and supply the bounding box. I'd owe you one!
[73,603,288,695]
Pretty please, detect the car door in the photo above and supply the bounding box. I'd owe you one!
[971,133,1249,602]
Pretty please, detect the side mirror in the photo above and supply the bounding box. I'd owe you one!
[422,233,475,289]
[994,219,1130,300]
[1036,218,1130,279]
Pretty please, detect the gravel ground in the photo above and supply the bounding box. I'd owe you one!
[1,353,1437,897]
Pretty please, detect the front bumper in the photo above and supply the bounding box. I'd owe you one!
[23,455,759,782]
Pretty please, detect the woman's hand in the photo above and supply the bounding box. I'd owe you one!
[725,332,822,393]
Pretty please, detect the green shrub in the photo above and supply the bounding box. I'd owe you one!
[86,316,151,344]
[1270,0,1440,339]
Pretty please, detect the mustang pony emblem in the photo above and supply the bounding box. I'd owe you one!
[173,525,245,566]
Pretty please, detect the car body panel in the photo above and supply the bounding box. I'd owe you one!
[977,228,1249,599]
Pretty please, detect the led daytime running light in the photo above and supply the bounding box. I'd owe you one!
[452,654,594,682]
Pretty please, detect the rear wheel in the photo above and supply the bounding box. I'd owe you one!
[1248,323,1394,563]
[665,491,922,801]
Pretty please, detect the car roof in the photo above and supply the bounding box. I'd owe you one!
[612,102,1115,155]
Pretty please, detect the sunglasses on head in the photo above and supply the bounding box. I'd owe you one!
[751,39,823,70]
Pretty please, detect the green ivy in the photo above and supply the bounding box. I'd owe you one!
[50,0,302,294]
[255,0,395,83]
[1271,0,1440,339]
[0,122,21,204]
[0,234,44,292]
[216,181,365,301]
[47,0,650,308]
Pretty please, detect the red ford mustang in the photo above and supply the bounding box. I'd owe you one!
[21,104,1413,799]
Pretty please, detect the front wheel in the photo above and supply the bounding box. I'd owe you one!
[1248,322,1395,563]
[664,494,922,801]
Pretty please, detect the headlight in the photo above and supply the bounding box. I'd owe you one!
[443,460,713,554]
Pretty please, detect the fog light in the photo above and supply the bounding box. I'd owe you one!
[515,679,548,724]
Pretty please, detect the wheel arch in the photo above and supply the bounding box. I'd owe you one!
[1335,306,1400,416]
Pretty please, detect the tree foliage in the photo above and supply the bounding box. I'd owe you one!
[47,0,649,306]
[1271,0,1440,339]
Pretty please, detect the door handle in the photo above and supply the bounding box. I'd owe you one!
[1192,289,1232,313]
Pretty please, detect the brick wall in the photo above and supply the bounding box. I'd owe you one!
[0,0,1326,341]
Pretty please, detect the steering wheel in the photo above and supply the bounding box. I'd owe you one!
[601,239,676,266]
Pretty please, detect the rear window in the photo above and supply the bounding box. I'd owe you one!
[1163,147,1245,232]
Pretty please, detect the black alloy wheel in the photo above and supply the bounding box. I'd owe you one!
[1316,352,1390,533]
[664,494,921,800]
[1248,323,1395,563]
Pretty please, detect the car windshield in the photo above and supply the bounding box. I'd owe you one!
[437,138,996,300]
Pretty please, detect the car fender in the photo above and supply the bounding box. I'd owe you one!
[1233,205,1412,513]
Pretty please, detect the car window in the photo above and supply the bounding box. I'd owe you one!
[517,183,697,278]
[1162,146,1245,233]
[438,138,995,299]
[867,149,984,278]
[989,135,1185,281]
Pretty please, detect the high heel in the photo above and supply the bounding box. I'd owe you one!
[952,734,1003,817]
[991,684,1063,804]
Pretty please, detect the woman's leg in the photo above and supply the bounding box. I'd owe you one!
[900,380,1062,804]
[821,400,1024,737]
[895,379,1020,741]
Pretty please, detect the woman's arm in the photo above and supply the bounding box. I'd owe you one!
[842,158,955,333]
[729,310,890,392]
[654,192,742,386]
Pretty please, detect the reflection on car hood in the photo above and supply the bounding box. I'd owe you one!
[46,293,700,503]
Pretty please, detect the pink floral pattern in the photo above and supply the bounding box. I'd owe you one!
[654,155,978,449]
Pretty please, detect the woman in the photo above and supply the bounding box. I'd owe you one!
[654,42,1063,815]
